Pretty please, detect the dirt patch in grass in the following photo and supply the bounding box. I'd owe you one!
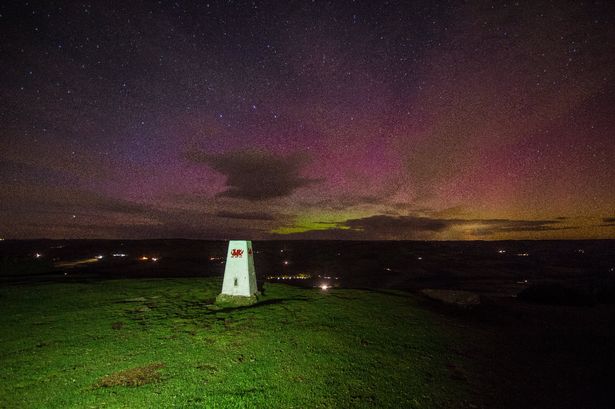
[95,363,165,387]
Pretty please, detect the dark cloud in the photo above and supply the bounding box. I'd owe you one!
[0,160,79,186]
[187,150,319,200]
[470,219,574,236]
[215,211,276,221]
[345,215,451,233]
[599,217,615,227]
[273,215,573,239]
[299,195,386,211]
[0,182,148,216]
[344,216,572,237]
[271,228,359,240]
[0,181,164,238]
[3,220,269,240]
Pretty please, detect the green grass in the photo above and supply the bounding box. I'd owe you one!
[0,278,487,408]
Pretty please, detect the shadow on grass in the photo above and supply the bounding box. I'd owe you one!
[121,296,313,326]
[212,297,311,314]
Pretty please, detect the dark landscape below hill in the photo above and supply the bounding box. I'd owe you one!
[2,240,614,297]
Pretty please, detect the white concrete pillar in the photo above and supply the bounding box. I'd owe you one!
[220,240,257,297]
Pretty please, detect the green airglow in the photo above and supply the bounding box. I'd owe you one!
[271,213,356,235]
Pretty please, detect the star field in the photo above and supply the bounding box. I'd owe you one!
[1,0,614,239]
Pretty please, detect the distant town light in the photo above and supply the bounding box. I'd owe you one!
[140,256,149,261]
[112,253,127,257]
[283,260,289,265]
[498,249,506,254]
[95,255,104,260]
[320,284,329,290]
[265,273,312,280]
[417,256,423,260]
[34,253,42,258]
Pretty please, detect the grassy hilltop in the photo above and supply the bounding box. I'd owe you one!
[1,278,613,408]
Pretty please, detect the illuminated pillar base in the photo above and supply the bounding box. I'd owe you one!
[215,293,258,307]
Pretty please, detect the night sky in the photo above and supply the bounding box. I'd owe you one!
[1,0,614,240]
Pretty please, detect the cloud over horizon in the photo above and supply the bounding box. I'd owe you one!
[187,150,319,201]
[215,211,276,221]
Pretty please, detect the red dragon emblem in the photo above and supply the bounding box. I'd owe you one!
[230,249,244,258]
